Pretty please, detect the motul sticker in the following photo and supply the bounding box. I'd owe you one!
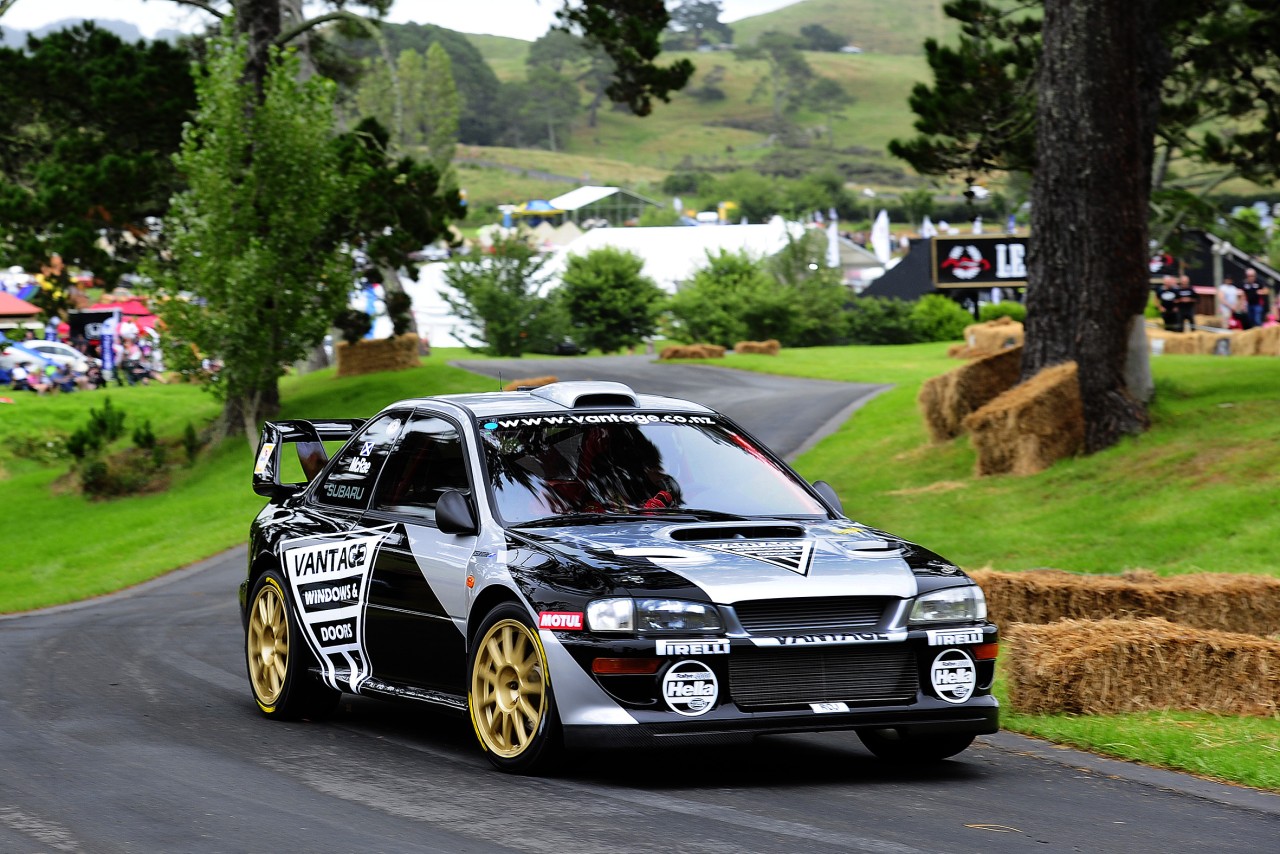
[698,540,814,575]
[538,611,584,630]
[662,660,718,716]
[931,648,976,704]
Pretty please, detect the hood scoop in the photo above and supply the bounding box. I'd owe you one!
[669,523,805,542]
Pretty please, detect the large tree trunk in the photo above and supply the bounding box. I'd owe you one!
[237,0,282,94]
[1025,0,1167,453]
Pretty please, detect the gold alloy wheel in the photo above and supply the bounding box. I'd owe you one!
[471,619,547,758]
[247,579,290,708]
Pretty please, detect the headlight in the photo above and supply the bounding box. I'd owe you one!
[587,598,722,632]
[909,586,986,624]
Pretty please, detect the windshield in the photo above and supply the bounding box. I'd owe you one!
[476,412,827,524]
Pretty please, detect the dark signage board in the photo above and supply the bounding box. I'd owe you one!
[930,235,1029,288]
[68,309,118,342]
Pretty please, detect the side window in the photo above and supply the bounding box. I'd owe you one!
[373,412,470,518]
[313,411,407,509]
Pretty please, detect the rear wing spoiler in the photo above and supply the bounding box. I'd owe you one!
[252,418,367,498]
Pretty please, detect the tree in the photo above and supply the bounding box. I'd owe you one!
[737,31,815,129]
[668,251,793,346]
[152,33,351,443]
[559,248,666,352]
[527,28,618,128]
[423,42,459,172]
[804,77,855,148]
[892,0,1280,453]
[668,0,733,48]
[441,238,563,357]
[0,24,196,283]
[799,24,847,52]
[500,67,581,151]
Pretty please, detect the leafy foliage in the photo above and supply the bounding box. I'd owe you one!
[909,294,973,341]
[151,33,351,437]
[844,297,921,345]
[667,0,734,48]
[441,238,564,356]
[0,23,195,282]
[668,250,785,346]
[979,299,1027,323]
[559,248,666,352]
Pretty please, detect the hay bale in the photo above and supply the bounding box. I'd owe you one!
[659,343,726,360]
[970,568,1280,636]
[335,333,421,378]
[502,375,558,391]
[1004,618,1280,716]
[1194,313,1224,329]
[947,344,1005,360]
[1230,325,1280,357]
[917,346,1023,442]
[964,317,1024,352]
[1147,328,1220,355]
[733,339,781,355]
[962,361,1082,475]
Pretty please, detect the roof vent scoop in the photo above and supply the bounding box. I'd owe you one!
[529,381,639,409]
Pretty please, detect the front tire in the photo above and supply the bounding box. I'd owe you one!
[245,569,340,720]
[468,603,562,773]
[858,729,976,763]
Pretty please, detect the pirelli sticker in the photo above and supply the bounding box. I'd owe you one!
[925,628,983,647]
[281,531,385,692]
[699,540,814,575]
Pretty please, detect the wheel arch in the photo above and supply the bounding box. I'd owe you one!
[467,584,526,645]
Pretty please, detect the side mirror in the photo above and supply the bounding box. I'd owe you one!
[436,489,478,536]
[812,480,843,516]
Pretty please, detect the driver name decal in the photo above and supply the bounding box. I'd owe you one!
[698,540,814,575]
[282,532,384,693]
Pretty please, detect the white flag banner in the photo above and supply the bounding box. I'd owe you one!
[870,209,892,264]
[972,216,984,235]
[826,220,840,268]
[921,215,938,239]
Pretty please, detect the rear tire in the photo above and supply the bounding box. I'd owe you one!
[468,603,563,774]
[858,729,976,763]
[245,569,340,720]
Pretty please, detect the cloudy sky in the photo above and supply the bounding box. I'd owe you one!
[2,0,798,41]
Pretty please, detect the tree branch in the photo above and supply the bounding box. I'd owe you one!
[165,0,227,19]
[275,9,365,46]
[0,0,19,19]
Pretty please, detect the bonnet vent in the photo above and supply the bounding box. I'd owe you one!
[670,524,805,542]
[528,381,639,409]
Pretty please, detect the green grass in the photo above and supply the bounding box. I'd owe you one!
[0,354,491,613]
[731,0,955,54]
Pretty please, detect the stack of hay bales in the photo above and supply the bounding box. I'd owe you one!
[1147,328,1223,355]
[955,317,1024,359]
[1004,618,1280,716]
[659,344,726,360]
[335,333,421,378]
[963,361,1083,475]
[733,339,781,355]
[970,569,1280,636]
[917,347,1022,442]
[502,376,558,391]
[1230,325,1280,356]
[1194,313,1224,328]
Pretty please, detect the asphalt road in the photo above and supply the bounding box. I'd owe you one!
[2,357,1278,853]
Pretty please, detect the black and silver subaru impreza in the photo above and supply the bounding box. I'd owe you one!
[241,381,997,773]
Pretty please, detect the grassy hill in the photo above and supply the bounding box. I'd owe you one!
[730,0,956,53]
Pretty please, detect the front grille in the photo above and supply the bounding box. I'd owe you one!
[729,647,918,711]
[732,597,889,635]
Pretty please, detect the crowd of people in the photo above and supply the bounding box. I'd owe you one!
[2,318,161,396]
[1155,267,1275,332]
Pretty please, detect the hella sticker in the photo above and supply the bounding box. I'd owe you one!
[931,648,977,704]
[538,611,584,630]
[662,660,718,716]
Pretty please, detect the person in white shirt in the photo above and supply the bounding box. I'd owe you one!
[1219,277,1244,327]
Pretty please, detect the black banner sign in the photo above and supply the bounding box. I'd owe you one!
[930,236,1029,288]
[67,309,118,342]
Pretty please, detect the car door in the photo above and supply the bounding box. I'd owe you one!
[283,410,408,693]
[361,409,478,694]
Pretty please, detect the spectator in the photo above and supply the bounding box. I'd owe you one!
[51,362,77,393]
[1175,274,1197,331]
[1219,276,1244,328]
[1157,275,1181,331]
[1240,267,1268,329]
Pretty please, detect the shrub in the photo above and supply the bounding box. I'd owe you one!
[978,300,1027,324]
[669,250,781,346]
[384,290,414,336]
[911,294,974,342]
[441,237,565,357]
[334,309,373,345]
[845,297,920,344]
[88,396,127,443]
[183,422,202,465]
[560,247,666,353]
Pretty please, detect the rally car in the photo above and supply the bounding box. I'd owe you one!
[242,381,997,773]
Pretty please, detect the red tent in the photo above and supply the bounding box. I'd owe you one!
[89,300,159,333]
[0,292,41,321]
